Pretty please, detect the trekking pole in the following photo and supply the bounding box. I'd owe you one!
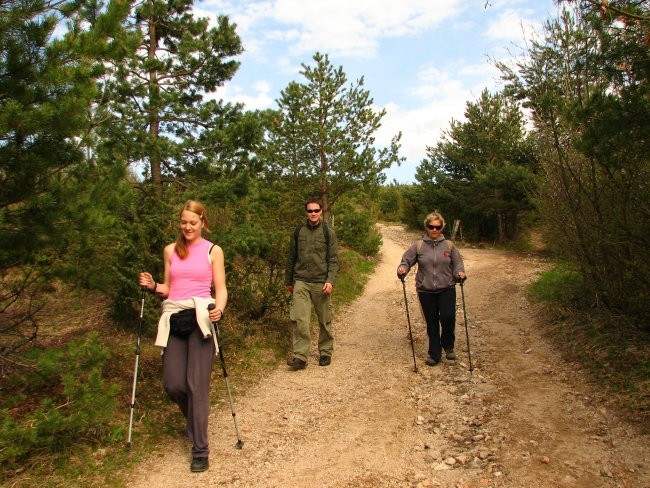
[459,278,474,372]
[126,287,146,449]
[400,275,418,373]
[208,304,244,449]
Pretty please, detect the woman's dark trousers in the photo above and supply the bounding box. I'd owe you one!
[418,286,456,362]
[163,327,215,458]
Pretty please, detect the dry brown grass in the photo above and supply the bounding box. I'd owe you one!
[539,306,650,434]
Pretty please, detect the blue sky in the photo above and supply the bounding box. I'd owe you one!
[194,0,558,183]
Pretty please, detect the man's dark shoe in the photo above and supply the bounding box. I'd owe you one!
[190,457,209,472]
[318,355,331,367]
[425,357,438,367]
[287,357,306,370]
[445,349,457,360]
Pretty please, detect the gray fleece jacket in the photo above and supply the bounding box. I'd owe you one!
[398,235,465,293]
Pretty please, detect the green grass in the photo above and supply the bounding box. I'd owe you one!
[527,263,583,304]
[334,248,376,306]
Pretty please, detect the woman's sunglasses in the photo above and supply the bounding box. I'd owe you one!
[306,209,321,214]
[426,224,443,230]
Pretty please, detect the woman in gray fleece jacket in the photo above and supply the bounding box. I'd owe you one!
[397,211,466,366]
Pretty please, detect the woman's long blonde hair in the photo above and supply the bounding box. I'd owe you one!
[175,200,210,259]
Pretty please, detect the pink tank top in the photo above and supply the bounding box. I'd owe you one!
[168,239,213,300]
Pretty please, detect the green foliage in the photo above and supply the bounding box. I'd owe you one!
[332,248,376,305]
[196,178,292,320]
[501,3,650,324]
[106,191,175,329]
[102,2,248,197]
[1,334,118,465]
[263,52,404,222]
[414,89,536,242]
[220,217,290,321]
[398,185,425,230]
[334,200,382,256]
[0,0,130,269]
[376,184,404,222]
[0,0,133,354]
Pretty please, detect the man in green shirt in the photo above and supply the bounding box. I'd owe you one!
[285,198,339,370]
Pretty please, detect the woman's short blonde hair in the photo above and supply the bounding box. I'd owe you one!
[424,211,445,228]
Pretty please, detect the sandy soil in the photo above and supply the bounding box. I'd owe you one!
[125,224,649,488]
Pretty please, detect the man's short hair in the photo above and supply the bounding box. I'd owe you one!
[304,197,323,210]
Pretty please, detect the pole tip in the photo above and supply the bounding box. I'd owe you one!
[236,440,244,449]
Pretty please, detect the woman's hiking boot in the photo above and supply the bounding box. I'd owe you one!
[425,357,438,366]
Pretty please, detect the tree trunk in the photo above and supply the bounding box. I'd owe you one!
[320,143,330,223]
[148,13,163,199]
[497,212,505,243]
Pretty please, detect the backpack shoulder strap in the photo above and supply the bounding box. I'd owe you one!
[417,239,454,254]
[322,222,330,245]
[322,222,331,263]
[293,224,304,259]
[293,223,303,243]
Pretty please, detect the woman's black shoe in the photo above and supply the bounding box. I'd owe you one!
[318,355,331,366]
[190,457,209,472]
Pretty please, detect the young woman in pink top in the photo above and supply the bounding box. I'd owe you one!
[139,200,227,473]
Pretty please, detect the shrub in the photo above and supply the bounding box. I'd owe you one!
[1,334,118,465]
[333,201,382,256]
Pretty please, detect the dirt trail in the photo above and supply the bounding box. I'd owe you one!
[126,224,649,488]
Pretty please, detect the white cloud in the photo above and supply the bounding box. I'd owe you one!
[408,65,467,102]
[377,90,470,183]
[484,7,544,42]
[217,81,274,110]
[378,56,509,182]
[269,0,463,58]
[201,0,463,61]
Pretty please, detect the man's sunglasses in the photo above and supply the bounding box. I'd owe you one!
[306,209,321,214]
[426,224,443,230]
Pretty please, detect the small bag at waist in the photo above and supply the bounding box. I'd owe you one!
[169,308,198,339]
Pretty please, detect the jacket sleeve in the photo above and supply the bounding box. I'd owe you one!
[398,242,418,276]
[325,227,339,285]
[285,227,297,285]
[450,244,465,278]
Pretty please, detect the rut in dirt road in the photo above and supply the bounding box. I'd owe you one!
[125,224,649,488]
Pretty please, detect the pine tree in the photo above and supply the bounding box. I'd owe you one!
[0,0,130,350]
[416,89,535,242]
[103,0,251,198]
[265,52,403,222]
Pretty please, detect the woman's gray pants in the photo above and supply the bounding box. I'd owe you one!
[163,327,215,458]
